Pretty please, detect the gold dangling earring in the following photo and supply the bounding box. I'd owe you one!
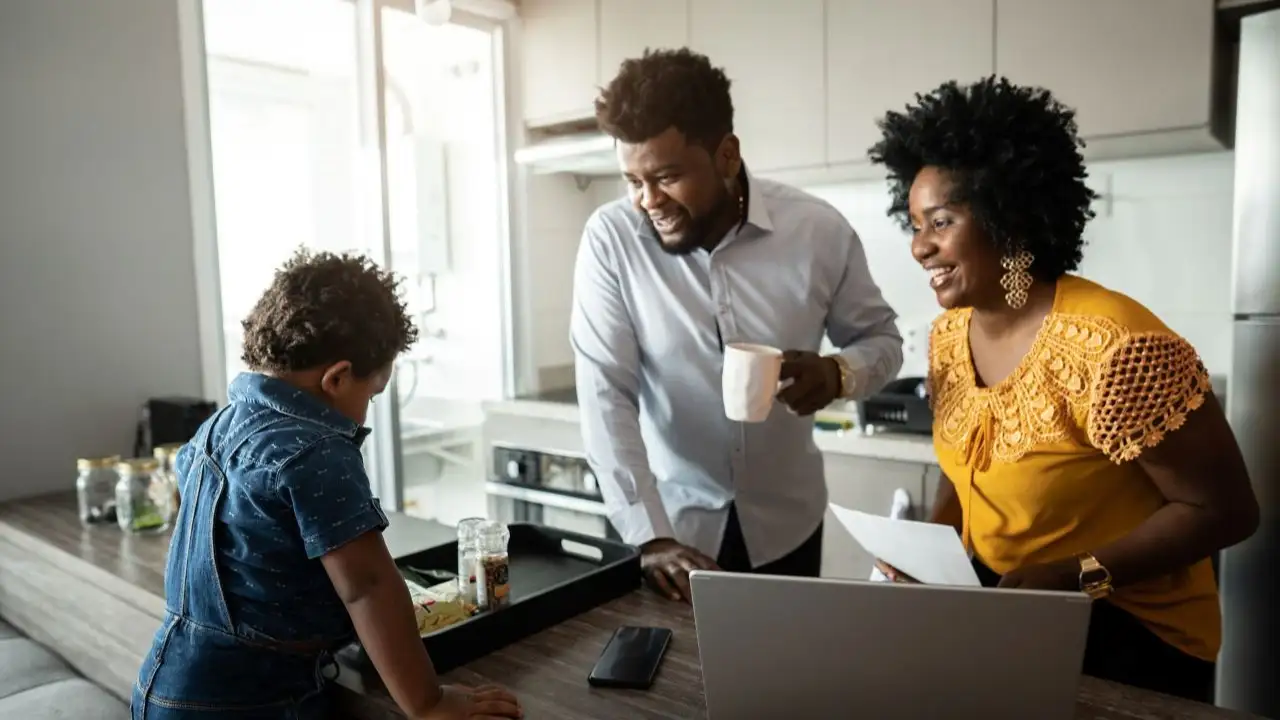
[999,250,1035,309]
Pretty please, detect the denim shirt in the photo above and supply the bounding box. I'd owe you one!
[133,373,389,718]
[174,373,389,643]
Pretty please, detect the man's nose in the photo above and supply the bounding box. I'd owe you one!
[635,182,666,211]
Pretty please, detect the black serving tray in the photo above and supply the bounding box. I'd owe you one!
[361,523,641,674]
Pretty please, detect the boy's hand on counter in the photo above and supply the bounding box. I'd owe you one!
[419,685,522,719]
[640,538,720,603]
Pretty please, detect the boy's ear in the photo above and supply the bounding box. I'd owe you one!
[319,361,355,397]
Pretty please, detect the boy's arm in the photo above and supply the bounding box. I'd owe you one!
[321,531,444,716]
[276,438,443,717]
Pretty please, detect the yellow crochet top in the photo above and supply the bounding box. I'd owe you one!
[929,274,1219,661]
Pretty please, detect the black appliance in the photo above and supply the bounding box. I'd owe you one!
[133,397,217,457]
[856,376,933,435]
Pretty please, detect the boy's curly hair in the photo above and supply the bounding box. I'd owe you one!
[241,248,418,377]
[595,47,734,148]
[868,76,1099,281]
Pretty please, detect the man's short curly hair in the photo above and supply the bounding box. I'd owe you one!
[241,248,418,377]
[868,76,1099,281]
[595,47,733,148]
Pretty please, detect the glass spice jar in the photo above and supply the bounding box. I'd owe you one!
[114,458,168,534]
[75,455,121,526]
[474,520,511,610]
[152,443,184,527]
[455,517,486,604]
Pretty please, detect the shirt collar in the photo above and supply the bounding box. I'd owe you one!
[737,164,774,234]
[228,372,370,443]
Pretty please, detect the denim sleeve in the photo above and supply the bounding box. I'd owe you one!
[275,438,390,559]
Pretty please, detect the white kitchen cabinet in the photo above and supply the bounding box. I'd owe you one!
[521,0,600,127]
[826,0,994,165]
[598,0,688,87]
[688,0,826,172]
[821,454,934,580]
[996,0,1217,140]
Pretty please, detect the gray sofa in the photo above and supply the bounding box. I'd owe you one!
[0,618,129,719]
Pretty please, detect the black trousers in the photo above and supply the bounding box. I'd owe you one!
[972,558,1216,704]
[715,503,823,577]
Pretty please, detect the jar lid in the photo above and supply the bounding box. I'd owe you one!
[153,443,185,460]
[116,457,160,474]
[478,520,510,540]
[456,517,487,539]
[77,455,121,471]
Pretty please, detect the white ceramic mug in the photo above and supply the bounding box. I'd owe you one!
[722,343,785,422]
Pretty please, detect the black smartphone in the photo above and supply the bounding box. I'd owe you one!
[587,626,673,689]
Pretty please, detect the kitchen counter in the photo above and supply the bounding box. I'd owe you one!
[0,492,1254,719]
[483,397,938,464]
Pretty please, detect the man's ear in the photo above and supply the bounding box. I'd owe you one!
[319,360,355,397]
[716,133,742,181]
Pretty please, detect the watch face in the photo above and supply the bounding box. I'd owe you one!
[1081,568,1108,587]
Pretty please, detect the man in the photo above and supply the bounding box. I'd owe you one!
[571,48,903,603]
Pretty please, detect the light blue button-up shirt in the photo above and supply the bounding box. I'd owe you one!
[570,170,903,566]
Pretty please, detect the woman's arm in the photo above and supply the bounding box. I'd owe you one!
[927,472,962,536]
[1090,394,1259,588]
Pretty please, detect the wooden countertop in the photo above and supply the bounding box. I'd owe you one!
[0,492,1257,720]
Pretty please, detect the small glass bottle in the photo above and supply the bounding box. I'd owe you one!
[115,458,167,534]
[152,443,184,528]
[474,520,511,610]
[456,517,486,604]
[75,455,121,526]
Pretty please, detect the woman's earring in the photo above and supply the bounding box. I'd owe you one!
[1000,250,1035,309]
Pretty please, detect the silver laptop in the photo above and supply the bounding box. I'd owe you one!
[690,570,1092,720]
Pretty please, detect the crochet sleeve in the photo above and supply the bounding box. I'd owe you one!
[1086,332,1213,463]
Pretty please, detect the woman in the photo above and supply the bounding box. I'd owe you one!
[866,76,1259,703]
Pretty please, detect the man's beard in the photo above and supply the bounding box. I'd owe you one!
[644,189,735,256]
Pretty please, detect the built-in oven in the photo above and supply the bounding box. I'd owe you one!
[486,443,621,542]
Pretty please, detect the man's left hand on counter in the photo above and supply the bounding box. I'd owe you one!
[777,350,843,416]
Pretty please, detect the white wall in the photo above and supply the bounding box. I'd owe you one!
[809,151,1237,378]
[0,0,205,500]
[518,152,1237,388]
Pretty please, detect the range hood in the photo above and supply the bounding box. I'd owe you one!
[513,131,618,177]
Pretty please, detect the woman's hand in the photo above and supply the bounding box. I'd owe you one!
[873,559,920,584]
[996,558,1079,592]
[418,685,522,719]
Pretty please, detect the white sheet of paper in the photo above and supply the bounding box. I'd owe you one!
[831,502,981,587]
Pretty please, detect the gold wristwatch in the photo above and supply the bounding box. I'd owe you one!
[827,354,856,398]
[1077,552,1113,599]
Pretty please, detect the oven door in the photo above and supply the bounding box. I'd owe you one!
[485,481,621,542]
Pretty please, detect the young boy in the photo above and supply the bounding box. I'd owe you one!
[133,249,520,719]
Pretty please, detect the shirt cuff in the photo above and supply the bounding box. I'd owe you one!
[608,494,675,548]
[835,349,872,400]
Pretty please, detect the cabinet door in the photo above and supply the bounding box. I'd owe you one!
[996,0,1214,138]
[821,455,931,580]
[521,0,600,127]
[598,0,688,86]
[689,0,826,172]
[827,0,994,165]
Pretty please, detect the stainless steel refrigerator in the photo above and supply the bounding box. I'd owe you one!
[1218,8,1280,717]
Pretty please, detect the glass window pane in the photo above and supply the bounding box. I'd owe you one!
[380,8,506,522]
[203,0,372,380]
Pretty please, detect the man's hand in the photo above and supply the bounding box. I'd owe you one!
[417,685,522,720]
[777,350,843,416]
[640,538,720,603]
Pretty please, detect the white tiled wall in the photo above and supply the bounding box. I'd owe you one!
[520,152,1236,388]
[809,151,1237,378]
[521,175,624,381]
